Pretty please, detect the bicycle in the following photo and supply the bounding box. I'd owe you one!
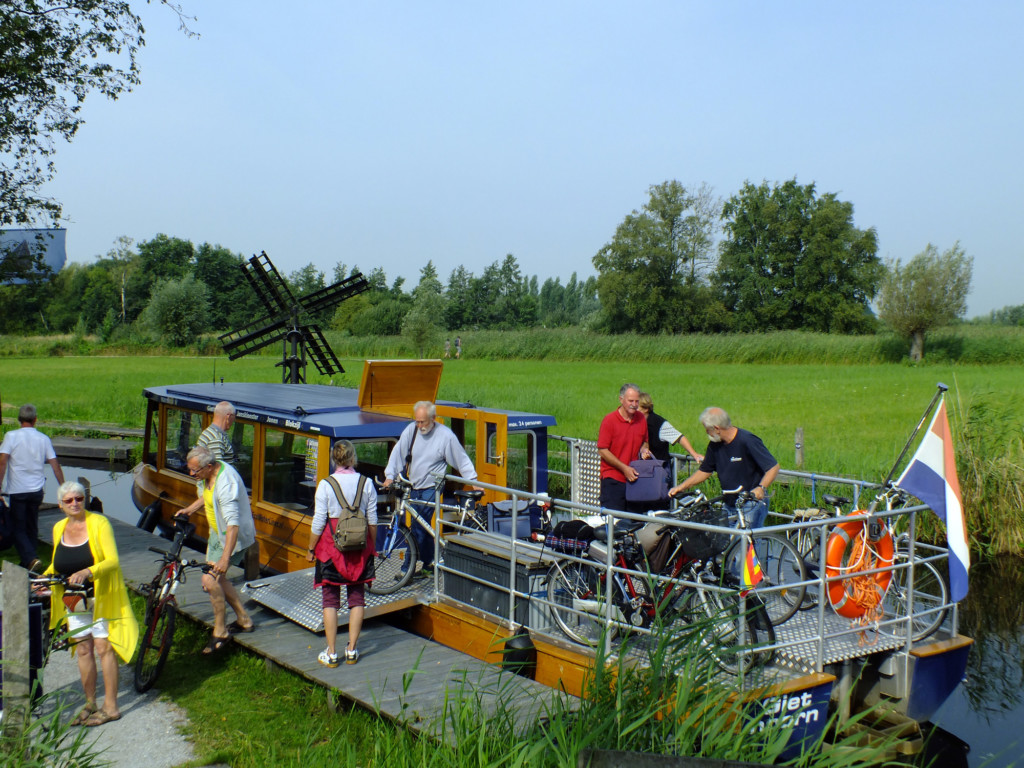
[27,572,91,654]
[710,488,808,626]
[134,516,212,692]
[367,474,487,595]
[543,501,776,675]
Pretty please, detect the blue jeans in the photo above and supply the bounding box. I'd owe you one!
[409,486,438,569]
[733,498,768,530]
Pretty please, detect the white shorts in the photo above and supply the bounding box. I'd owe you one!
[66,610,110,640]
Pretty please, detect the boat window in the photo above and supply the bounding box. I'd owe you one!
[495,431,536,493]
[143,400,161,466]
[230,421,255,491]
[350,440,395,480]
[164,408,204,474]
[262,427,316,512]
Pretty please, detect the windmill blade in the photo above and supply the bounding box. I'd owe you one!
[300,324,344,376]
[298,273,370,315]
[219,315,289,360]
[244,251,296,316]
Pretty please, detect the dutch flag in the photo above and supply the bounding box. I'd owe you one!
[896,395,969,602]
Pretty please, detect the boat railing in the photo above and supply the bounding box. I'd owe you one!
[425,471,959,680]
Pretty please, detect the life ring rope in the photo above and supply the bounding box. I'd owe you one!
[825,513,895,621]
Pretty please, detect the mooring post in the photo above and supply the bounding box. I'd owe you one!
[1,561,31,738]
[795,427,804,469]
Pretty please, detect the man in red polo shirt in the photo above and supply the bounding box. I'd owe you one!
[597,383,651,512]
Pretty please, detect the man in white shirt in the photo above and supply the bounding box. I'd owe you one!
[0,404,64,570]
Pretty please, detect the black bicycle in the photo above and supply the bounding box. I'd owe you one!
[134,516,211,692]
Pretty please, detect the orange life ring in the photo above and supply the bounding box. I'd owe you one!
[825,513,895,619]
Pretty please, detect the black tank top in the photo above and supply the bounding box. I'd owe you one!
[53,538,95,597]
[646,410,671,462]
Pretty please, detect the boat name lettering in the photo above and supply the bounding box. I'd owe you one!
[265,417,279,425]
[236,410,260,421]
[252,512,286,529]
[285,419,301,429]
[755,690,822,732]
[159,396,178,405]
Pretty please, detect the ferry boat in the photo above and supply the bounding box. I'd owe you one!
[131,359,971,757]
[132,359,556,573]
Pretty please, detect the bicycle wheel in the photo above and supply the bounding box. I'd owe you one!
[367,522,417,595]
[724,532,806,626]
[134,600,176,692]
[694,574,775,675]
[883,553,948,643]
[546,560,607,646]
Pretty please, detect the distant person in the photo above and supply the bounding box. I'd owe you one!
[45,480,138,727]
[444,338,451,359]
[669,407,779,529]
[306,440,377,666]
[197,401,237,465]
[455,336,462,359]
[637,391,704,464]
[597,384,652,513]
[0,403,65,571]
[181,445,256,654]
[383,401,478,576]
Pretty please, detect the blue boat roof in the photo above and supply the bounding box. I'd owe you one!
[144,382,556,439]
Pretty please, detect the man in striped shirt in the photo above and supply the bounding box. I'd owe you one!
[197,401,236,465]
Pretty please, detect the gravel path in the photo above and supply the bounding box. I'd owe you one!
[39,648,203,768]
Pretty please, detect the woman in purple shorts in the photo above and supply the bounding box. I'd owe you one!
[306,440,377,666]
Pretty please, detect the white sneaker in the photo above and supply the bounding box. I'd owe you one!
[345,648,359,665]
[318,649,339,668]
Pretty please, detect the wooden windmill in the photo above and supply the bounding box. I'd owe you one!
[219,252,368,383]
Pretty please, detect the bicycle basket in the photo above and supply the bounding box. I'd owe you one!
[675,504,731,560]
[549,519,596,555]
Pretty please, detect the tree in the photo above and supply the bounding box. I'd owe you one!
[193,243,256,330]
[716,179,882,333]
[445,265,475,330]
[877,243,973,361]
[402,261,445,357]
[593,180,721,334]
[1,1,193,229]
[140,274,211,346]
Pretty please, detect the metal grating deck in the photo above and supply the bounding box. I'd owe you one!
[242,569,428,631]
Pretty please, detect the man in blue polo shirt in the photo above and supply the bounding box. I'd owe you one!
[668,406,779,529]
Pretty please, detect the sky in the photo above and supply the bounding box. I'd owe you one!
[42,1,1024,317]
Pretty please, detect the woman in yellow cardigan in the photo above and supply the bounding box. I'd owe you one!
[45,481,139,726]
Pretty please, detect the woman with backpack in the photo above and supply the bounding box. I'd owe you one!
[306,440,377,667]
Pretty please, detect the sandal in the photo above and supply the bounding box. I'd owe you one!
[201,634,231,655]
[84,709,121,727]
[70,700,98,726]
[227,620,255,633]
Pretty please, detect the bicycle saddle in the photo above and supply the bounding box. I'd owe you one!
[822,494,851,507]
[592,519,644,542]
[452,489,485,502]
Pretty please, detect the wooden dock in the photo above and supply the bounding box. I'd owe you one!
[37,510,569,736]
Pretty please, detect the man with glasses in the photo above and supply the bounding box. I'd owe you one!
[181,445,256,653]
[383,401,478,577]
[669,407,779,529]
[0,404,64,571]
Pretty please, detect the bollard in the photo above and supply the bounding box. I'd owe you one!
[795,427,804,469]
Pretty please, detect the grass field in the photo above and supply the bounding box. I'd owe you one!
[1,355,1020,482]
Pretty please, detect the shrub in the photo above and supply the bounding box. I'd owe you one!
[140,275,211,347]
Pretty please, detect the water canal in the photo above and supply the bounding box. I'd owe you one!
[44,464,1024,767]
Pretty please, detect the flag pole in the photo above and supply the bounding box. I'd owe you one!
[868,382,949,514]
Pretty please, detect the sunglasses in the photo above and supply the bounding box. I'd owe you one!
[62,495,85,504]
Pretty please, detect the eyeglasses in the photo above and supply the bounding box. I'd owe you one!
[189,463,210,476]
[62,495,85,504]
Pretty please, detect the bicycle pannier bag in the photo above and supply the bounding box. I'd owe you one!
[548,518,596,555]
[625,459,670,504]
[326,475,368,552]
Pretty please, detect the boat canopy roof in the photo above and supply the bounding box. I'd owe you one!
[143,382,557,439]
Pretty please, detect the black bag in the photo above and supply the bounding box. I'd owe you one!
[625,459,670,503]
[326,475,368,552]
[548,518,596,555]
